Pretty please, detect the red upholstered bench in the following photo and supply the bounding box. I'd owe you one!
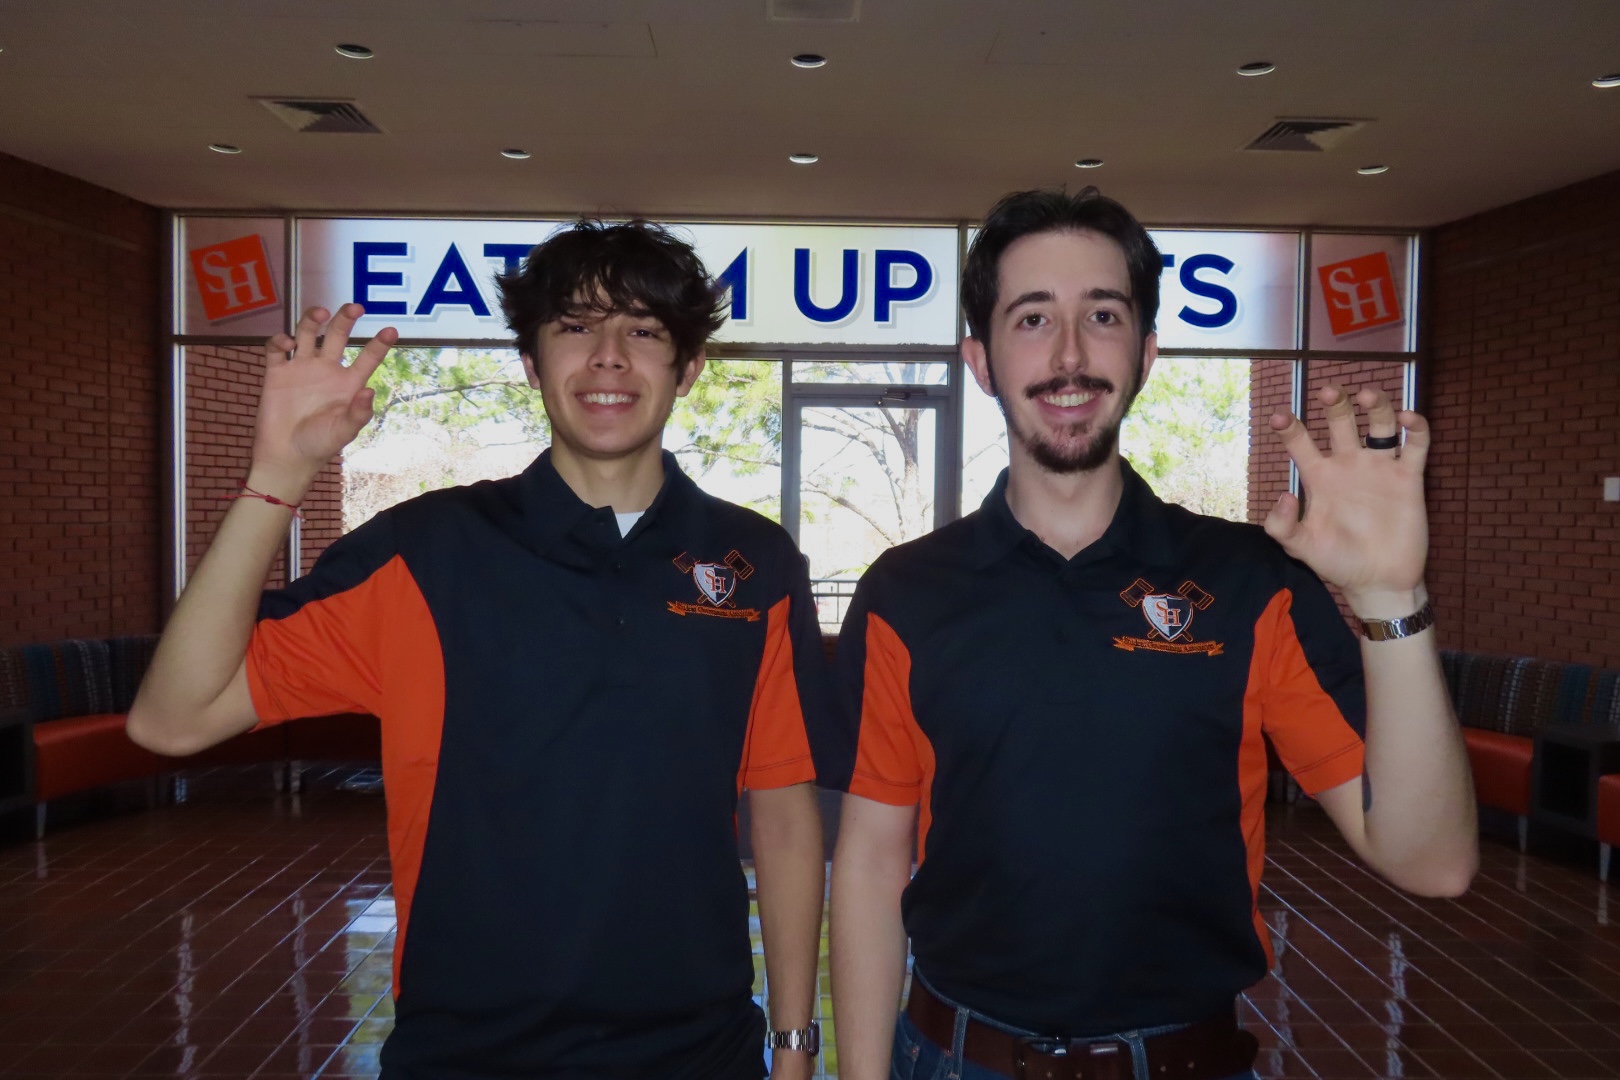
[284,713,382,791]
[1441,651,1620,861]
[2,636,381,837]
[1599,774,1620,883]
[1462,728,1534,834]
[32,713,173,804]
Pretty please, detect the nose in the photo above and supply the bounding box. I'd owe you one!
[588,331,629,370]
[1052,315,1087,375]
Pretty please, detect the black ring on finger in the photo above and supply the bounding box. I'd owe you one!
[1364,433,1400,450]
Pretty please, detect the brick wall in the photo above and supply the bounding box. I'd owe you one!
[0,153,162,646]
[1247,359,1296,524]
[1426,170,1620,667]
[184,345,343,588]
[1247,358,1409,626]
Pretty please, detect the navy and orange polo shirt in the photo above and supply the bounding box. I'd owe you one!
[828,463,1366,1037]
[245,450,831,1078]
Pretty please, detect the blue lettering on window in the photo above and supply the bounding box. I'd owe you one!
[793,248,859,324]
[415,244,491,317]
[483,243,533,276]
[715,249,749,321]
[1161,254,1177,269]
[1177,254,1237,329]
[352,242,408,315]
[873,250,933,323]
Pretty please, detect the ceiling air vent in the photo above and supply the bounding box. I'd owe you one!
[1244,118,1366,152]
[257,98,382,134]
[767,0,861,22]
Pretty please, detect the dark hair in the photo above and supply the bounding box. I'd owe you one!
[496,219,726,373]
[961,187,1162,348]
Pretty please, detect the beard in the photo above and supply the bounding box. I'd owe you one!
[989,348,1147,476]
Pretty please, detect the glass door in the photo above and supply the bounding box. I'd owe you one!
[781,357,955,631]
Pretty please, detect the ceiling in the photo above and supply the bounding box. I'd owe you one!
[2,0,1617,228]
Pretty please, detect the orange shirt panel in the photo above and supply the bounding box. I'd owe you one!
[849,612,936,859]
[738,595,816,791]
[1257,588,1365,796]
[246,553,446,998]
[849,612,924,804]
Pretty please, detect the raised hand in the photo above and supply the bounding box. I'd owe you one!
[251,304,397,495]
[1263,385,1430,614]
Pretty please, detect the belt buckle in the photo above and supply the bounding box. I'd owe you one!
[1013,1035,1124,1080]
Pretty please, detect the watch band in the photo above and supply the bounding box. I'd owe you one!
[767,1021,821,1055]
[1359,600,1435,642]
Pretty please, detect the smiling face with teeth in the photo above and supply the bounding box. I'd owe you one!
[963,228,1157,476]
[522,303,705,472]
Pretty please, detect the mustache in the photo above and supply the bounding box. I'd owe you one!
[1023,374,1116,400]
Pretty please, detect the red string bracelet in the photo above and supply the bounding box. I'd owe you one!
[223,483,303,519]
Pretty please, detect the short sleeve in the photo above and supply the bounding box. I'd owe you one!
[246,512,405,726]
[1257,560,1367,796]
[738,553,829,791]
[826,575,927,805]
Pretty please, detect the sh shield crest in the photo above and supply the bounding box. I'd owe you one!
[1143,593,1195,640]
[1114,578,1224,656]
[693,563,736,606]
[669,551,762,621]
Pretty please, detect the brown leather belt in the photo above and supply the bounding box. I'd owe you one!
[905,979,1259,1080]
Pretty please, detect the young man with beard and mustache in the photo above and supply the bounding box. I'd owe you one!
[824,189,1477,1080]
[129,221,831,1079]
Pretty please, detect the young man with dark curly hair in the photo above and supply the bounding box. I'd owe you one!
[130,220,831,1080]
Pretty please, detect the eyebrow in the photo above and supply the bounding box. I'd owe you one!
[1001,287,1133,316]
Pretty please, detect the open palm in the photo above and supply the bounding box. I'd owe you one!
[1264,386,1431,606]
[255,304,397,477]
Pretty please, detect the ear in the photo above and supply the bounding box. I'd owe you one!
[1139,331,1158,386]
[962,336,995,398]
[520,351,542,390]
[674,353,707,398]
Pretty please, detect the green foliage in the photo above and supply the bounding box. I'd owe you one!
[1121,357,1250,521]
[350,346,548,451]
[669,358,782,476]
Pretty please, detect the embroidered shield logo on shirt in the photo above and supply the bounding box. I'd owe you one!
[1142,594,1194,640]
[668,551,762,621]
[692,563,736,606]
[1113,578,1224,656]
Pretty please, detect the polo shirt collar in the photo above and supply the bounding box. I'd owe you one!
[972,459,1180,570]
[519,449,697,563]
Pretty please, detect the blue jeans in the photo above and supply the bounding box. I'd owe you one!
[888,1009,1259,1080]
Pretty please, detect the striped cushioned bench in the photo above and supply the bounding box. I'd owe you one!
[1441,650,1620,868]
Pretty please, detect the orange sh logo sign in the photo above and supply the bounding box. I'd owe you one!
[1318,251,1402,337]
[189,235,278,321]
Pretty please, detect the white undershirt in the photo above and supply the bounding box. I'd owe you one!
[614,511,645,538]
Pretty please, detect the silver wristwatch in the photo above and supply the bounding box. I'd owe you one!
[767,1021,821,1055]
[1358,600,1436,642]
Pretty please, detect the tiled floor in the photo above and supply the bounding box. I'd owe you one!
[2,772,1619,1079]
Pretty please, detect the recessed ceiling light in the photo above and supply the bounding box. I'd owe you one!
[789,153,819,165]
[791,53,827,69]
[501,148,531,160]
[1237,61,1276,77]
[334,43,374,59]
[1074,158,1104,169]
[1356,164,1389,175]
[1594,74,1620,89]
[208,143,243,155]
